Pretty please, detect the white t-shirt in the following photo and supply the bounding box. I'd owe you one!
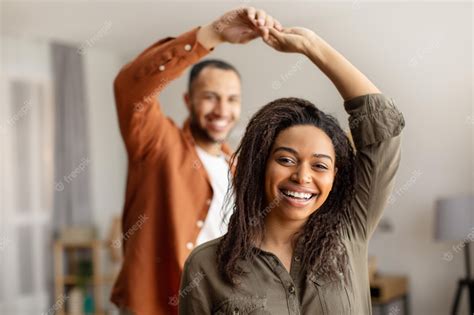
[195,145,233,246]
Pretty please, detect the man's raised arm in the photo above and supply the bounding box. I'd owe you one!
[113,7,276,160]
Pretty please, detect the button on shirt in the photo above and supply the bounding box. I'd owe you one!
[195,145,233,246]
[179,93,405,315]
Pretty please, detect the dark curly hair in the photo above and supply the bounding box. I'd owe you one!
[217,97,357,287]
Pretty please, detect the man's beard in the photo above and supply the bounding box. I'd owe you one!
[189,109,225,144]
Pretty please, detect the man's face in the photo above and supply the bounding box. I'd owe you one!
[185,67,241,143]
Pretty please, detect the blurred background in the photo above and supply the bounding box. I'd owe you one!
[0,1,472,314]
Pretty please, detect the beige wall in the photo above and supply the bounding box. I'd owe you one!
[83,48,127,240]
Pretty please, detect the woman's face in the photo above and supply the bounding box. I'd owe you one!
[264,125,338,223]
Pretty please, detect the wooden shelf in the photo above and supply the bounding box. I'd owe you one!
[61,313,106,315]
[54,240,115,315]
[55,275,117,285]
[58,240,107,247]
[371,275,409,304]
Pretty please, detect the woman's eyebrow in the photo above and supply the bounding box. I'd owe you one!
[273,146,298,155]
[313,153,333,163]
[273,146,333,163]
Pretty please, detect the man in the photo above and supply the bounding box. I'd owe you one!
[111,6,282,315]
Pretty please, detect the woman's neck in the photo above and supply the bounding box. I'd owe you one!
[259,214,305,272]
[261,214,305,252]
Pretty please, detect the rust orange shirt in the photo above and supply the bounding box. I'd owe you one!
[111,26,233,315]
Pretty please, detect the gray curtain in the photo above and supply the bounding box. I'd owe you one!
[51,42,92,228]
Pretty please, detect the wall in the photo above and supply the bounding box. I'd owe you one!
[83,48,126,240]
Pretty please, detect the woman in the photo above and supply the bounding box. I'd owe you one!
[179,11,405,315]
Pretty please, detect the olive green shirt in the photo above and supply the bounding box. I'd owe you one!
[179,93,405,315]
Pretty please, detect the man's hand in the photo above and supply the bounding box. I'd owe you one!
[260,26,319,54]
[198,7,283,49]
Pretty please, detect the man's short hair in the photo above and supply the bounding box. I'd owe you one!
[188,59,241,93]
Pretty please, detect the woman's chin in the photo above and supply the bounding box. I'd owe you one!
[276,206,316,222]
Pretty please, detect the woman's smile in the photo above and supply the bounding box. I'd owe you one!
[279,188,318,208]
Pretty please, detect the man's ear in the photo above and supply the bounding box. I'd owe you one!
[183,92,191,112]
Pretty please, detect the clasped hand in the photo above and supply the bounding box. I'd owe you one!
[212,6,318,55]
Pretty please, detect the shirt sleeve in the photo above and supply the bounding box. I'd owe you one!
[344,93,405,240]
[178,256,212,315]
[113,26,212,161]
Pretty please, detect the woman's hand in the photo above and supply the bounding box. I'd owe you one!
[260,26,319,54]
[209,6,283,45]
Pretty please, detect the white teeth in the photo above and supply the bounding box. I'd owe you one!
[283,190,313,199]
[209,119,228,128]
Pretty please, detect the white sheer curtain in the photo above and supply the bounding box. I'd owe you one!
[51,42,92,228]
[0,35,55,314]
